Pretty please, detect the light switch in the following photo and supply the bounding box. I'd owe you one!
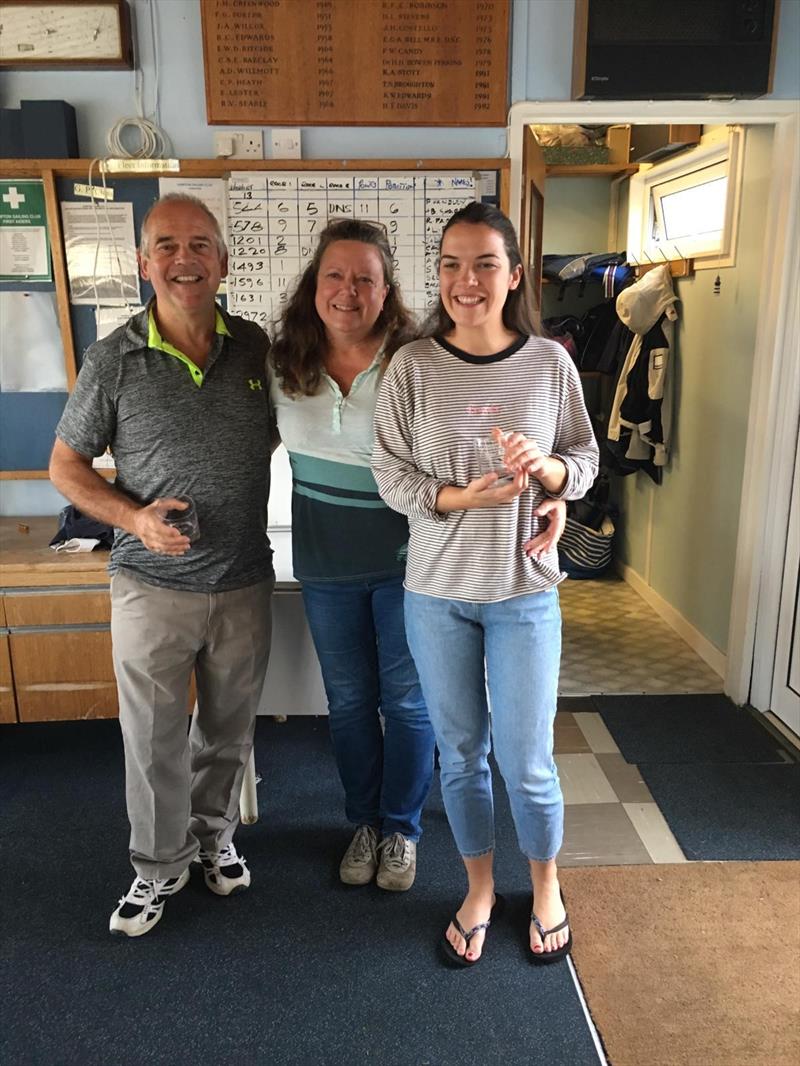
[271,128,302,159]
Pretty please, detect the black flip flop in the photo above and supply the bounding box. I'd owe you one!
[529,889,572,965]
[440,893,505,968]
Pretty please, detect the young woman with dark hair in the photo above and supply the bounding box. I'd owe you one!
[373,202,598,964]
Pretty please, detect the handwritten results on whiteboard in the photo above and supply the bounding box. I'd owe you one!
[226,171,475,330]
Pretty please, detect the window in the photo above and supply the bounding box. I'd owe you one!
[627,126,744,267]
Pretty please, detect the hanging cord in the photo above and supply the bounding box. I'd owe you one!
[712,244,723,295]
[106,116,171,159]
[86,158,134,316]
[105,0,172,159]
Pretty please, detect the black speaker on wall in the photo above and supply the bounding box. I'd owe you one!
[572,0,780,100]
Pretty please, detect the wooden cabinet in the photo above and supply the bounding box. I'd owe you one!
[0,518,116,722]
[0,517,198,724]
[5,587,117,721]
[0,634,16,723]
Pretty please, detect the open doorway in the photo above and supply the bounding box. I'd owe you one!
[508,102,799,727]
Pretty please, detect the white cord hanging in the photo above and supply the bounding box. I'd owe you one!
[105,116,172,159]
[104,0,172,159]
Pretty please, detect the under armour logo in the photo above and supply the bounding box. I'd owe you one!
[248,378,263,390]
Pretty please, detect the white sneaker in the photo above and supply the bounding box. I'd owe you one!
[197,842,251,896]
[109,869,190,937]
[339,825,378,885]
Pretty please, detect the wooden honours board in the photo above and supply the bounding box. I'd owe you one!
[201,0,510,127]
[226,169,478,329]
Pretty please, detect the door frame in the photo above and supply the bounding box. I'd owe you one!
[508,100,800,710]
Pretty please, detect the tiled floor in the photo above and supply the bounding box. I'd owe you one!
[559,574,722,695]
[555,699,687,867]
[551,576,722,865]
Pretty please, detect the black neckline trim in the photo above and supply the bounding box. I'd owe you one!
[435,334,528,364]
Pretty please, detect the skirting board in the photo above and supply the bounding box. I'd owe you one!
[615,560,727,679]
[764,711,800,752]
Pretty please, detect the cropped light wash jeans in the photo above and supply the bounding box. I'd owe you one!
[404,587,563,862]
[302,575,435,841]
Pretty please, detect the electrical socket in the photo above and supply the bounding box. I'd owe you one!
[213,131,263,159]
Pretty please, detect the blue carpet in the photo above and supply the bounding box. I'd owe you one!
[635,762,800,861]
[0,717,599,1066]
[593,694,788,764]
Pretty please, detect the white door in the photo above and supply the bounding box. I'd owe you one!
[770,422,800,735]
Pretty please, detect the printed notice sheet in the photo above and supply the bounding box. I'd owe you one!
[61,200,140,306]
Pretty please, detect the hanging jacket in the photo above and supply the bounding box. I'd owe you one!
[607,265,678,479]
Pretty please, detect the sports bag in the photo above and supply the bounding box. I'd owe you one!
[558,515,615,579]
[557,472,616,578]
[542,252,630,300]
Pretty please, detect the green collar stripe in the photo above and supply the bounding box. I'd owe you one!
[147,308,230,386]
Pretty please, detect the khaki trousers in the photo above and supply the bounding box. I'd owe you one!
[110,571,273,880]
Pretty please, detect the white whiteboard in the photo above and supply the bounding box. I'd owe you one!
[226,170,477,330]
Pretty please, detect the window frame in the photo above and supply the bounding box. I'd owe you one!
[627,126,745,269]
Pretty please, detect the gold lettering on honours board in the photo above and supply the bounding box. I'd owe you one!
[204,0,507,125]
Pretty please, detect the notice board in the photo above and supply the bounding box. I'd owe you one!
[226,169,483,329]
[201,0,510,127]
[0,156,506,474]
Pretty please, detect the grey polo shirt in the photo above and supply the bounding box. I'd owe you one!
[56,303,273,593]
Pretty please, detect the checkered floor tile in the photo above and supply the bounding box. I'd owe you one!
[555,703,686,866]
[559,574,722,696]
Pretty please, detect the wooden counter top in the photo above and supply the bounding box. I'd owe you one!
[0,517,110,588]
[1,517,298,590]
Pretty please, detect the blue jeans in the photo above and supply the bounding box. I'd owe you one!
[404,588,563,862]
[301,575,434,841]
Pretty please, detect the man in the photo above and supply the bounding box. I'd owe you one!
[50,193,273,937]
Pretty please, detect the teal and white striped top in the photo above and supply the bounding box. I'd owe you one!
[269,345,409,583]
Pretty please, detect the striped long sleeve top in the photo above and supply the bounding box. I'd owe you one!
[372,334,599,602]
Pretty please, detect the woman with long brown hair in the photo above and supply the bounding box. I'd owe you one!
[373,202,597,964]
[269,219,432,891]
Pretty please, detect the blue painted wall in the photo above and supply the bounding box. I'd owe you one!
[3,0,798,161]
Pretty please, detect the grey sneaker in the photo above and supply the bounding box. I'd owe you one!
[376,833,417,892]
[339,825,378,885]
